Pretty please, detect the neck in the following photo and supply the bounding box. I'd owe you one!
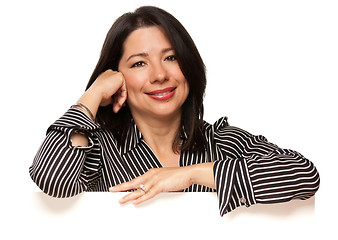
[132,111,181,154]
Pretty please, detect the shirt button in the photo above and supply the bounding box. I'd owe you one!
[240,198,246,204]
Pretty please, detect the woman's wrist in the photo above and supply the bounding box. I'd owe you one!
[75,88,102,120]
[72,103,95,121]
[187,162,216,189]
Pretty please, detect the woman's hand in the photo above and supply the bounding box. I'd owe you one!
[76,69,127,120]
[71,70,127,147]
[109,163,215,205]
[89,69,127,113]
[109,167,193,205]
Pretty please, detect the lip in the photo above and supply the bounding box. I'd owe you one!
[146,87,176,101]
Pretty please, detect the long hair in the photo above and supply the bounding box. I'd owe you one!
[86,6,207,152]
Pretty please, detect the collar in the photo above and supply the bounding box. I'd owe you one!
[121,119,188,155]
[121,119,143,155]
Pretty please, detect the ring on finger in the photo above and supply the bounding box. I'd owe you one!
[139,184,146,193]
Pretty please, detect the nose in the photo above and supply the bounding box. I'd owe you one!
[150,62,168,83]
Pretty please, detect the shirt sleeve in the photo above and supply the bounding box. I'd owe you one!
[29,107,102,198]
[212,118,320,216]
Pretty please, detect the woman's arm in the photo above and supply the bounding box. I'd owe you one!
[71,70,127,147]
[111,124,320,217]
[189,162,215,189]
[212,125,320,216]
[30,70,127,196]
[109,162,215,204]
[29,108,100,197]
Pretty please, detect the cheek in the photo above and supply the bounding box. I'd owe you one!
[183,81,190,100]
[178,72,189,97]
[122,71,144,93]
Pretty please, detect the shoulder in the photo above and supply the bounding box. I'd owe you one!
[204,116,274,157]
[204,116,258,141]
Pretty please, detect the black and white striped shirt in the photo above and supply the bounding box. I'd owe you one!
[29,107,320,216]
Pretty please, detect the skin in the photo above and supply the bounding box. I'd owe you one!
[72,26,215,205]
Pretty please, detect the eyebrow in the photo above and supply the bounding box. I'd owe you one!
[126,48,174,62]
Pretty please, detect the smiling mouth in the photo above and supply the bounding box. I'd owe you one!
[145,87,176,100]
[146,87,176,95]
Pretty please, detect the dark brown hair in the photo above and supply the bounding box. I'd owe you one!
[86,6,207,152]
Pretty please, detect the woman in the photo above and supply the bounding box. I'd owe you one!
[29,6,320,216]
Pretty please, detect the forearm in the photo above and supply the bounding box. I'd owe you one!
[71,88,102,147]
[75,69,126,121]
[75,88,102,120]
[110,163,216,205]
[248,149,320,204]
[30,107,100,197]
[188,162,216,189]
[30,130,89,197]
[71,70,127,146]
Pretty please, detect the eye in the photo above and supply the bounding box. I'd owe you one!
[165,55,177,62]
[131,61,146,68]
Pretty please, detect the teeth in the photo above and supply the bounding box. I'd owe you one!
[154,91,171,96]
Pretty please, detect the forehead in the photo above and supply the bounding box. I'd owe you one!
[122,26,172,54]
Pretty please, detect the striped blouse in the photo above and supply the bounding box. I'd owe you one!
[29,107,320,216]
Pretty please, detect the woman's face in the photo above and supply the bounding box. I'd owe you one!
[118,26,189,120]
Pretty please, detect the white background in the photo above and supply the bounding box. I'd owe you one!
[1,0,337,239]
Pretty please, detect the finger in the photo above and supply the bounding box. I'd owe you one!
[119,189,145,204]
[119,79,127,103]
[112,103,122,113]
[112,97,122,113]
[109,169,154,192]
[133,188,158,205]
[109,179,142,192]
[118,90,127,106]
[109,183,135,192]
[112,91,127,113]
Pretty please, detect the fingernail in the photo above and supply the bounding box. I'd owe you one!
[109,187,114,192]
